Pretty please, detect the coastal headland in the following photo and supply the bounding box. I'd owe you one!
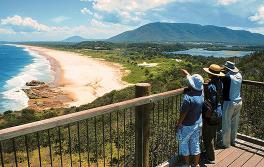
[19,45,129,110]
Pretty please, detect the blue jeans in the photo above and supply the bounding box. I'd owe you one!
[222,100,242,147]
[177,123,201,156]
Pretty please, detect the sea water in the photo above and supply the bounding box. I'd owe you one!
[0,44,54,113]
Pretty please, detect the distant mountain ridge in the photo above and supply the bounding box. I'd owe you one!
[62,36,88,43]
[108,22,264,45]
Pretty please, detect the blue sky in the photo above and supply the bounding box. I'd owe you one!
[0,0,264,41]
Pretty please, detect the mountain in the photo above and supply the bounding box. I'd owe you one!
[62,36,88,43]
[108,22,264,45]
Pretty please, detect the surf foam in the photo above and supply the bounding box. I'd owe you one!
[0,46,54,112]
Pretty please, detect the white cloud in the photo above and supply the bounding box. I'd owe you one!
[93,13,103,20]
[51,16,70,23]
[0,13,134,40]
[247,27,264,35]
[92,0,176,13]
[0,18,133,41]
[249,5,264,24]
[217,0,238,6]
[228,26,264,35]
[81,7,93,15]
[85,19,134,38]
[0,28,16,34]
[90,0,179,25]
[1,15,49,32]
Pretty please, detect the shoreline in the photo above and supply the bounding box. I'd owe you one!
[19,45,130,109]
[0,44,56,112]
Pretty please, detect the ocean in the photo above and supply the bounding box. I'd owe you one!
[0,44,53,113]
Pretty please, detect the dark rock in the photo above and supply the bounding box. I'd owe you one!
[26,80,45,86]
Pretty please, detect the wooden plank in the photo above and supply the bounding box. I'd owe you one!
[243,154,263,167]
[206,147,237,167]
[228,141,262,167]
[242,146,264,167]
[229,151,254,167]
[215,148,225,156]
[0,88,185,141]
[214,140,247,166]
[214,139,243,157]
[256,159,264,167]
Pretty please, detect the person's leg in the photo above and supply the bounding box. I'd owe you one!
[182,156,190,166]
[231,101,242,145]
[202,122,215,161]
[190,124,201,166]
[222,101,233,148]
[191,154,200,166]
[210,125,216,161]
[216,120,222,147]
[178,126,191,166]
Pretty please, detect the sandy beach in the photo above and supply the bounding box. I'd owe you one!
[21,45,129,108]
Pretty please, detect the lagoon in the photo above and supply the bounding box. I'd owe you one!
[167,48,253,57]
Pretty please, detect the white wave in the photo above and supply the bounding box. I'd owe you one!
[0,47,54,112]
[3,44,23,48]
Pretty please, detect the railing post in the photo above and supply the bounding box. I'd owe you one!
[135,83,151,167]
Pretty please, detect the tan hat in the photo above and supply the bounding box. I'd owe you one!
[203,64,225,77]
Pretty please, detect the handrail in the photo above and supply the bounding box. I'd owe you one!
[242,80,264,86]
[0,88,184,141]
[0,80,263,142]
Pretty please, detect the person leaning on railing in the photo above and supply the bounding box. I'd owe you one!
[175,69,204,167]
[220,61,243,148]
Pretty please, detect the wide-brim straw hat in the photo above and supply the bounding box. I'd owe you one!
[203,64,225,77]
[224,61,239,73]
[187,74,204,91]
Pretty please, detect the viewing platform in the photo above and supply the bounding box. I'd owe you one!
[0,80,263,167]
[204,137,264,167]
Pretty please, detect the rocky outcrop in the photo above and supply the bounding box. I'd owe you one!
[23,85,51,99]
[26,80,45,86]
[23,80,72,111]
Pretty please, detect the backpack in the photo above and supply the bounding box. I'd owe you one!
[202,81,223,125]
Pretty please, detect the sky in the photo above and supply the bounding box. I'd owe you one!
[0,0,264,41]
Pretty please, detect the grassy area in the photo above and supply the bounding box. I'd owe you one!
[62,48,188,84]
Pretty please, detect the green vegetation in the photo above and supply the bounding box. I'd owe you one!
[1,42,264,166]
[237,51,264,82]
[1,42,263,131]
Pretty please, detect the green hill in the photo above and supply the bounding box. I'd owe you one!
[108,22,264,45]
[62,36,88,43]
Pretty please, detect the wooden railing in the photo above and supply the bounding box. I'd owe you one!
[0,84,184,167]
[0,80,263,167]
[239,80,264,140]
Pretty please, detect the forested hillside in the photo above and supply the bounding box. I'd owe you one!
[108,22,264,45]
